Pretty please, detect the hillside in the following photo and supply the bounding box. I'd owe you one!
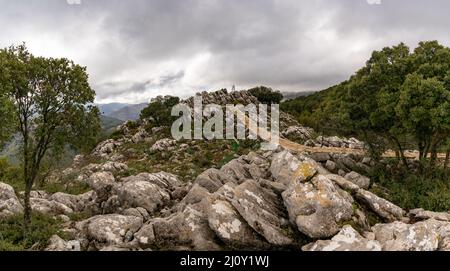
[1,89,449,252]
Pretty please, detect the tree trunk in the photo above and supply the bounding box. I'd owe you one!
[23,178,32,231]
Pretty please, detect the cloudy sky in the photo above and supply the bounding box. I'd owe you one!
[0,0,449,103]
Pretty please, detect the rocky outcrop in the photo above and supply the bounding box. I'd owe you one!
[282,175,354,239]
[282,126,314,142]
[150,139,177,152]
[305,136,366,150]
[0,182,24,217]
[76,214,143,250]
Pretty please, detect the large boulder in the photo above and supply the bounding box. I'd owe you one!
[149,203,221,250]
[224,180,294,246]
[87,171,116,202]
[344,171,370,189]
[77,214,143,248]
[270,151,318,187]
[116,172,182,214]
[356,189,404,222]
[49,191,96,213]
[206,198,268,249]
[0,182,24,217]
[116,179,171,215]
[303,225,381,251]
[30,198,73,215]
[409,208,450,222]
[195,168,235,193]
[282,175,354,239]
[372,219,446,251]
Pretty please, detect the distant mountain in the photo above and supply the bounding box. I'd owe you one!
[97,103,130,116]
[107,103,148,121]
[97,103,148,121]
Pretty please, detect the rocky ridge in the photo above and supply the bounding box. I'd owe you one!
[1,89,449,251]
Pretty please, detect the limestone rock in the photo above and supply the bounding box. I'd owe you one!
[356,189,404,222]
[226,180,294,246]
[282,175,354,239]
[344,171,370,189]
[78,214,143,247]
[0,182,24,217]
[372,219,443,251]
[30,198,73,215]
[270,151,318,187]
[303,225,381,251]
[206,198,267,249]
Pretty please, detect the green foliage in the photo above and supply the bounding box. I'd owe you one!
[371,164,450,212]
[248,86,284,105]
[0,43,101,225]
[0,213,64,251]
[283,41,450,165]
[140,96,180,128]
[0,157,24,191]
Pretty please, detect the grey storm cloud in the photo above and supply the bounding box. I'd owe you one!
[0,0,449,103]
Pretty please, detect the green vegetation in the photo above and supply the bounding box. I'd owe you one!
[0,44,101,227]
[0,213,65,251]
[140,96,180,128]
[371,162,450,212]
[248,86,284,105]
[283,41,450,165]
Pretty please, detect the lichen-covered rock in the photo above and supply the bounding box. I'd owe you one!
[30,198,73,215]
[195,168,235,193]
[225,180,294,246]
[270,151,318,187]
[116,179,171,214]
[77,214,143,247]
[0,182,24,217]
[282,175,354,239]
[281,126,314,141]
[45,235,81,251]
[206,198,268,249]
[344,171,370,189]
[356,189,404,222]
[372,219,443,251]
[49,191,96,213]
[91,139,122,158]
[326,174,360,193]
[302,225,381,251]
[409,208,450,222]
[151,203,221,250]
[87,171,116,202]
[150,138,177,152]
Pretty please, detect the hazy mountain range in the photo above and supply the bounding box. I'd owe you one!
[97,103,148,121]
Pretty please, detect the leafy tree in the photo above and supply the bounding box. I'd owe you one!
[0,44,101,228]
[396,74,450,163]
[248,86,283,105]
[140,95,180,127]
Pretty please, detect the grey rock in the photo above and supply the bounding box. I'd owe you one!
[356,189,404,222]
[282,175,354,239]
[0,182,24,217]
[303,225,381,251]
[344,171,371,189]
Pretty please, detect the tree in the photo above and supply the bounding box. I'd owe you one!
[140,95,180,127]
[0,44,101,228]
[248,86,284,105]
[396,74,450,164]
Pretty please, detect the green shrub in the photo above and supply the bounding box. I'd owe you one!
[0,213,64,251]
[371,164,450,212]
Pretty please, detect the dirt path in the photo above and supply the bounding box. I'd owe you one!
[238,113,449,164]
